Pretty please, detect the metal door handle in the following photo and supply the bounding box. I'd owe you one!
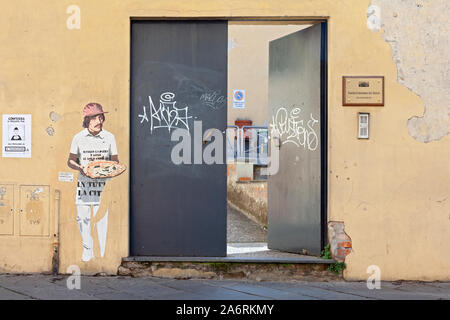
[273,136,282,149]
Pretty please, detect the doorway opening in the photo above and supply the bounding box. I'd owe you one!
[129,19,327,259]
[226,20,328,259]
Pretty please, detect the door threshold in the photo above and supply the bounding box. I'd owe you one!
[120,251,339,281]
[123,255,333,264]
[226,242,331,263]
[124,242,334,264]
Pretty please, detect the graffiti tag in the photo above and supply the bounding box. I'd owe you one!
[200,90,226,110]
[270,107,319,151]
[139,92,192,134]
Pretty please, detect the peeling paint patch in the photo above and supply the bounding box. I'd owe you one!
[408,105,450,143]
[366,5,381,32]
[328,221,352,262]
[46,126,55,136]
[49,111,62,122]
[370,0,450,142]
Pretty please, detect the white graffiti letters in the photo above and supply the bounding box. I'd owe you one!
[270,107,319,151]
[139,92,192,134]
[200,90,226,110]
[138,106,148,123]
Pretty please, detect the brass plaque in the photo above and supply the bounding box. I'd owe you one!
[343,76,384,106]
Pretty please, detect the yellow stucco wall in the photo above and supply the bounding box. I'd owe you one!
[0,0,448,280]
[228,23,310,126]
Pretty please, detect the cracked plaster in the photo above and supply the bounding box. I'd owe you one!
[369,0,450,142]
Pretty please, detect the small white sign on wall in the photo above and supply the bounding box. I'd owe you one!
[233,89,246,109]
[58,172,74,183]
[2,114,31,158]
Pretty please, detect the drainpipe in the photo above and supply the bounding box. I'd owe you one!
[52,190,61,275]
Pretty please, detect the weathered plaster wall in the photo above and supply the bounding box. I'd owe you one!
[0,0,448,280]
[369,0,450,142]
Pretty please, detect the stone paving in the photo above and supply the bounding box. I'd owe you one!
[226,204,324,261]
[227,203,267,243]
[0,274,448,300]
[0,207,447,300]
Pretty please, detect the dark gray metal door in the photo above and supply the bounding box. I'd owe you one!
[130,21,227,256]
[268,23,327,256]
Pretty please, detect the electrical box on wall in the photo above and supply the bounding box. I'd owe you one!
[0,184,50,237]
[358,113,370,139]
[0,185,14,235]
[19,185,50,237]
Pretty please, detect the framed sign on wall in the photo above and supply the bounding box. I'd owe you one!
[342,76,384,106]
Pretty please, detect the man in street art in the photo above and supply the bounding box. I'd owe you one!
[10,127,22,140]
[67,103,119,262]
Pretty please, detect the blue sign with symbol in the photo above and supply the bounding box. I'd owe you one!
[233,89,245,109]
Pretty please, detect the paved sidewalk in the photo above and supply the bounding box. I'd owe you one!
[0,274,448,300]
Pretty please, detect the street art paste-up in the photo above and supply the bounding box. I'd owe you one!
[67,103,120,262]
[2,114,32,158]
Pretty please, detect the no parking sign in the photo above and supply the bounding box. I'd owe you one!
[233,89,245,109]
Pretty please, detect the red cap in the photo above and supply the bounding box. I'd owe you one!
[83,103,108,117]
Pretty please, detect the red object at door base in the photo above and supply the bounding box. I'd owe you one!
[235,120,253,139]
[234,120,252,128]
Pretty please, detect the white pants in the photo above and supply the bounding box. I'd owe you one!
[76,205,108,262]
